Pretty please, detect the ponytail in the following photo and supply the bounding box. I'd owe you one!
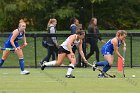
[47,18,56,27]
[116,30,127,37]
[19,19,26,27]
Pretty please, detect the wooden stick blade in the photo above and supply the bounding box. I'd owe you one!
[20,44,25,49]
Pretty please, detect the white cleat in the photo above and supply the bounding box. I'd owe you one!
[40,61,46,70]
[92,61,97,71]
[20,70,30,75]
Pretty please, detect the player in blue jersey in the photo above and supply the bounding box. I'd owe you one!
[93,30,127,78]
[0,19,30,75]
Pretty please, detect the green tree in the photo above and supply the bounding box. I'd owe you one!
[0,0,140,31]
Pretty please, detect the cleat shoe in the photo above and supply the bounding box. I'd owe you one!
[65,74,75,78]
[20,70,30,75]
[40,61,46,70]
[92,61,97,71]
[98,73,108,78]
[39,60,43,66]
[92,64,97,71]
[41,65,45,70]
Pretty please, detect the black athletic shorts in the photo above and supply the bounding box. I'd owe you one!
[58,46,70,54]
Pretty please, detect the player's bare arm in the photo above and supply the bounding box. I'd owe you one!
[10,30,19,49]
[112,38,123,59]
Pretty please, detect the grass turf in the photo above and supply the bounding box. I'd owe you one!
[0,67,139,93]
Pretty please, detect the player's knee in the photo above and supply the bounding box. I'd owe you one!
[108,62,113,66]
[70,60,76,65]
[2,56,8,60]
[2,56,5,60]
[71,62,76,66]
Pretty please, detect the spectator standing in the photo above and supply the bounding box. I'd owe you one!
[86,17,105,62]
[41,18,58,62]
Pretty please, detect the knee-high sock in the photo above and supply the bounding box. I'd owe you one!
[96,61,108,66]
[19,59,24,71]
[66,64,74,75]
[44,60,56,66]
[102,62,111,75]
[96,61,111,75]
[103,65,111,73]
[0,59,4,67]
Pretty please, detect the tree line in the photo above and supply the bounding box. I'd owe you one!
[0,0,140,32]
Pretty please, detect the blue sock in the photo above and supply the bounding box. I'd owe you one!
[103,65,111,73]
[19,59,24,71]
[0,59,4,67]
[96,61,108,66]
[96,61,111,76]
[102,62,111,75]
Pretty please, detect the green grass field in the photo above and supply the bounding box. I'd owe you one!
[0,30,140,93]
[0,67,140,93]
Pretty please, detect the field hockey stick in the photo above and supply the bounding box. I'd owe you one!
[0,44,25,51]
[87,62,116,78]
[123,50,126,77]
[0,47,15,51]
[20,44,25,49]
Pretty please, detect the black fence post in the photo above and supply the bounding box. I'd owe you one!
[34,35,37,68]
[82,31,87,67]
[130,35,132,68]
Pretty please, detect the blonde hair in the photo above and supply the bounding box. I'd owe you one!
[19,19,26,27]
[90,17,97,25]
[116,30,127,37]
[47,18,57,27]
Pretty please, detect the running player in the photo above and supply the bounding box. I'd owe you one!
[40,30,87,78]
[93,30,127,78]
[0,19,30,75]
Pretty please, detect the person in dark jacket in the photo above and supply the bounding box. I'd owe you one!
[86,17,106,62]
[41,18,58,62]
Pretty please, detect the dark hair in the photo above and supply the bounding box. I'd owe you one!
[76,30,85,35]
[70,17,77,24]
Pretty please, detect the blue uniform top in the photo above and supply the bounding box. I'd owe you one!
[4,29,24,48]
[101,38,121,55]
[70,24,76,34]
